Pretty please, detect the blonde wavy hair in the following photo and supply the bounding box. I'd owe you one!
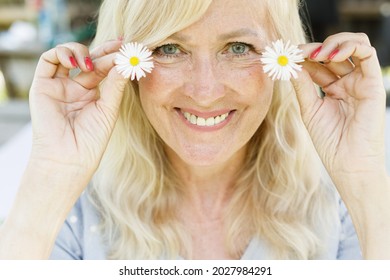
[90,0,339,259]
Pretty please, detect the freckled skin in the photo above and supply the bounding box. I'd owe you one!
[138,0,274,167]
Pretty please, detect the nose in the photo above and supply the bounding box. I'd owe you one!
[184,54,225,106]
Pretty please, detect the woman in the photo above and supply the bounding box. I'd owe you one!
[0,0,389,259]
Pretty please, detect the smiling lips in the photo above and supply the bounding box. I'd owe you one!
[180,109,231,127]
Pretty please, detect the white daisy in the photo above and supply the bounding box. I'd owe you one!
[115,42,154,81]
[260,39,304,81]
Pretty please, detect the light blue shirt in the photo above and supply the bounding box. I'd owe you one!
[50,192,362,260]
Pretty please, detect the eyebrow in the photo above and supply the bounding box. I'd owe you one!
[218,28,261,41]
[168,28,262,43]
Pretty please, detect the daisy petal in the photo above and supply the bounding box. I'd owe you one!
[115,42,154,80]
[260,39,304,81]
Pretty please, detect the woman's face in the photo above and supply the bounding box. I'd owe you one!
[139,0,273,167]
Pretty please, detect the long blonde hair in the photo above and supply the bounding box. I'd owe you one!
[90,0,339,259]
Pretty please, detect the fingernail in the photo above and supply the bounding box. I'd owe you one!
[310,46,322,59]
[328,49,340,60]
[85,56,94,71]
[69,56,78,68]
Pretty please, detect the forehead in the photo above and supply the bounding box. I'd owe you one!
[174,0,270,42]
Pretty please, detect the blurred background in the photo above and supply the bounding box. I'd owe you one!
[0,0,390,221]
[0,0,100,142]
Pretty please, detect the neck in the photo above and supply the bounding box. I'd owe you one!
[165,146,246,221]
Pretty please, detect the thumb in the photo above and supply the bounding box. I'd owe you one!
[97,67,129,118]
[291,68,322,124]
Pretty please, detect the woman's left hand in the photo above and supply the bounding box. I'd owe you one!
[293,32,390,258]
[293,32,387,194]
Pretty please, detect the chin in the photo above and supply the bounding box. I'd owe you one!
[175,144,236,167]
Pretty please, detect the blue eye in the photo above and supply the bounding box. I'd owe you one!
[229,42,249,54]
[155,44,180,55]
[162,44,178,54]
[153,43,187,63]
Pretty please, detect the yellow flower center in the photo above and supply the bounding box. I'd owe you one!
[129,56,140,66]
[277,55,289,66]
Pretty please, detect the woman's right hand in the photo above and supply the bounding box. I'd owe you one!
[0,40,128,259]
[29,39,127,183]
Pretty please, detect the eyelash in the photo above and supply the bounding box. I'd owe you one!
[152,42,256,59]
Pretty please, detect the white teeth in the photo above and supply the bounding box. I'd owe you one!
[196,117,206,126]
[206,117,215,126]
[190,114,197,125]
[182,111,230,127]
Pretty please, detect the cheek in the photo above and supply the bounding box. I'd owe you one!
[138,65,183,116]
[221,60,266,85]
[223,62,273,104]
[139,64,186,97]
[138,64,191,139]
[230,65,274,127]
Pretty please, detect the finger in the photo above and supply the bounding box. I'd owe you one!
[90,39,122,60]
[322,59,355,78]
[304,33,382,79]
[35,43,95,79]
[73,52,117,89]
[291,68,323,123]
[325,41,382,79]
[96,67,129,118]
[70,40,123,89]
[302,60,338,87]
[307,32,371,61]
[57,42,94,73]
[35,47,78,79]
[300,40,355,78]
[298,42,322,60]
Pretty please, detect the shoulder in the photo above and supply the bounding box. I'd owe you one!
[50,190,107,259]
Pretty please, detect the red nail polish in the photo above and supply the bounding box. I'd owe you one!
[85,56,94,71]
[310,46,322,59]
[328,49,340,60]
[69,56,78,68]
